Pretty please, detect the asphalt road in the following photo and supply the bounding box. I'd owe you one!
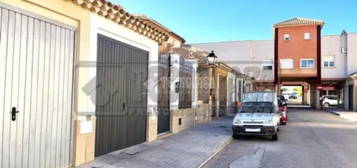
[203,108,357,168]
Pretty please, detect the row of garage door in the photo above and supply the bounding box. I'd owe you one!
[0,3,149,168]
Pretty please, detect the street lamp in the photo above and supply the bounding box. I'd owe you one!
[207,50,217,65]
[207,50,217,104]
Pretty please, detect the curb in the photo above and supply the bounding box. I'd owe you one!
[323,108,340,116]
[330,111,340,116]
[326,110,340,116]
[198,136,233,168]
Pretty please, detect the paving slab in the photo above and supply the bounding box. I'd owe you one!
[229,148,264,168]
[330,111,357,122]
[325,108,357,122]
[79,117,233,168]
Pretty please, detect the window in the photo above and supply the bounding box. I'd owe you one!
[263,65,273,70]
[323,56,335,67]
[300,59,314,68]
[304,32,311,40]
[280,59,294,69]
[283,34,290,40]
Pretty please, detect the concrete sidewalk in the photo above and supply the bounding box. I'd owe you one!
[79,117,233,168]
[327,109,357,122]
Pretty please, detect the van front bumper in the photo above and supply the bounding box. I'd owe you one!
[232,125,277,136]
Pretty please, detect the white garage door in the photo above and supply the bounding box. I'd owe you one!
[0,4,75,168]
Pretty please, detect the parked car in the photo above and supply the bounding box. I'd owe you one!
[289,93,298,99]
[232,92,281,140]
[321,95,338,107]
[278,99,287,125]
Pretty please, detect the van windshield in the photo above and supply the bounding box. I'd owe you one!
[239,102,274,113]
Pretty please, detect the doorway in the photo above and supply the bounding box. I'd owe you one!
[349,85,354,111]
[219,75,227,116]
[281,86,303,105]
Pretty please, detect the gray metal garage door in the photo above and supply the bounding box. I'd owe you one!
[95,34,148,156]
[158,54,170,134]
[0,4,75,168]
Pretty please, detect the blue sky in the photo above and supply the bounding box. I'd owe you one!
[113,0,357,43]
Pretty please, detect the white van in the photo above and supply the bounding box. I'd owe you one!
[232,91,281,140]
[321,95,338,107]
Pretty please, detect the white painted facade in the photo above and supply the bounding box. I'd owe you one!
[321,34,346,79]
[347,33,357,76]
[192,40,274,81]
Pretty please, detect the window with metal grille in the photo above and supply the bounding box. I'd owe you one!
[179,58,193,108]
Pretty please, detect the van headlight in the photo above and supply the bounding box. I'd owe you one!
[233,119,241,125]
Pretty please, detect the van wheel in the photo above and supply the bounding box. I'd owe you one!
[233,134,241,139]
[272,134,278,141]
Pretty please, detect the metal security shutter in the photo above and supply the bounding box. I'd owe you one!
[95,34,148,156]
[0,5,75,168]
[158,54,170,134]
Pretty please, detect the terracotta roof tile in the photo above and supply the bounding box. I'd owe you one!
[274,17,324,28]
[135,15,185,43]
[70,0,169,44]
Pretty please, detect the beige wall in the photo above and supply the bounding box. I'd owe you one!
[0,0,161,167]
[170,103,211,133]
[159,35,184,53]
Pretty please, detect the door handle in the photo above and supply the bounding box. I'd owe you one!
[11,107,19,121]
[122,102,126,110]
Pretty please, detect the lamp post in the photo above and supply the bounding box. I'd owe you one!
[207,50,217,118]
[207,50,217,66]
[207,50,217,96]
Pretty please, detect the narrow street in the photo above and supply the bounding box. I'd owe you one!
[204,108,357,168]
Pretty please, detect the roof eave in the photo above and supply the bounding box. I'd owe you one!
[273,23,325,28]
[71,0,169,44]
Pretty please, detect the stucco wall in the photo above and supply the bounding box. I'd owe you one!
[170,103,211,133]
[321,34,346,79]
[191,40,274,81]
[227,72,236,109]
[348,33,357,75]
